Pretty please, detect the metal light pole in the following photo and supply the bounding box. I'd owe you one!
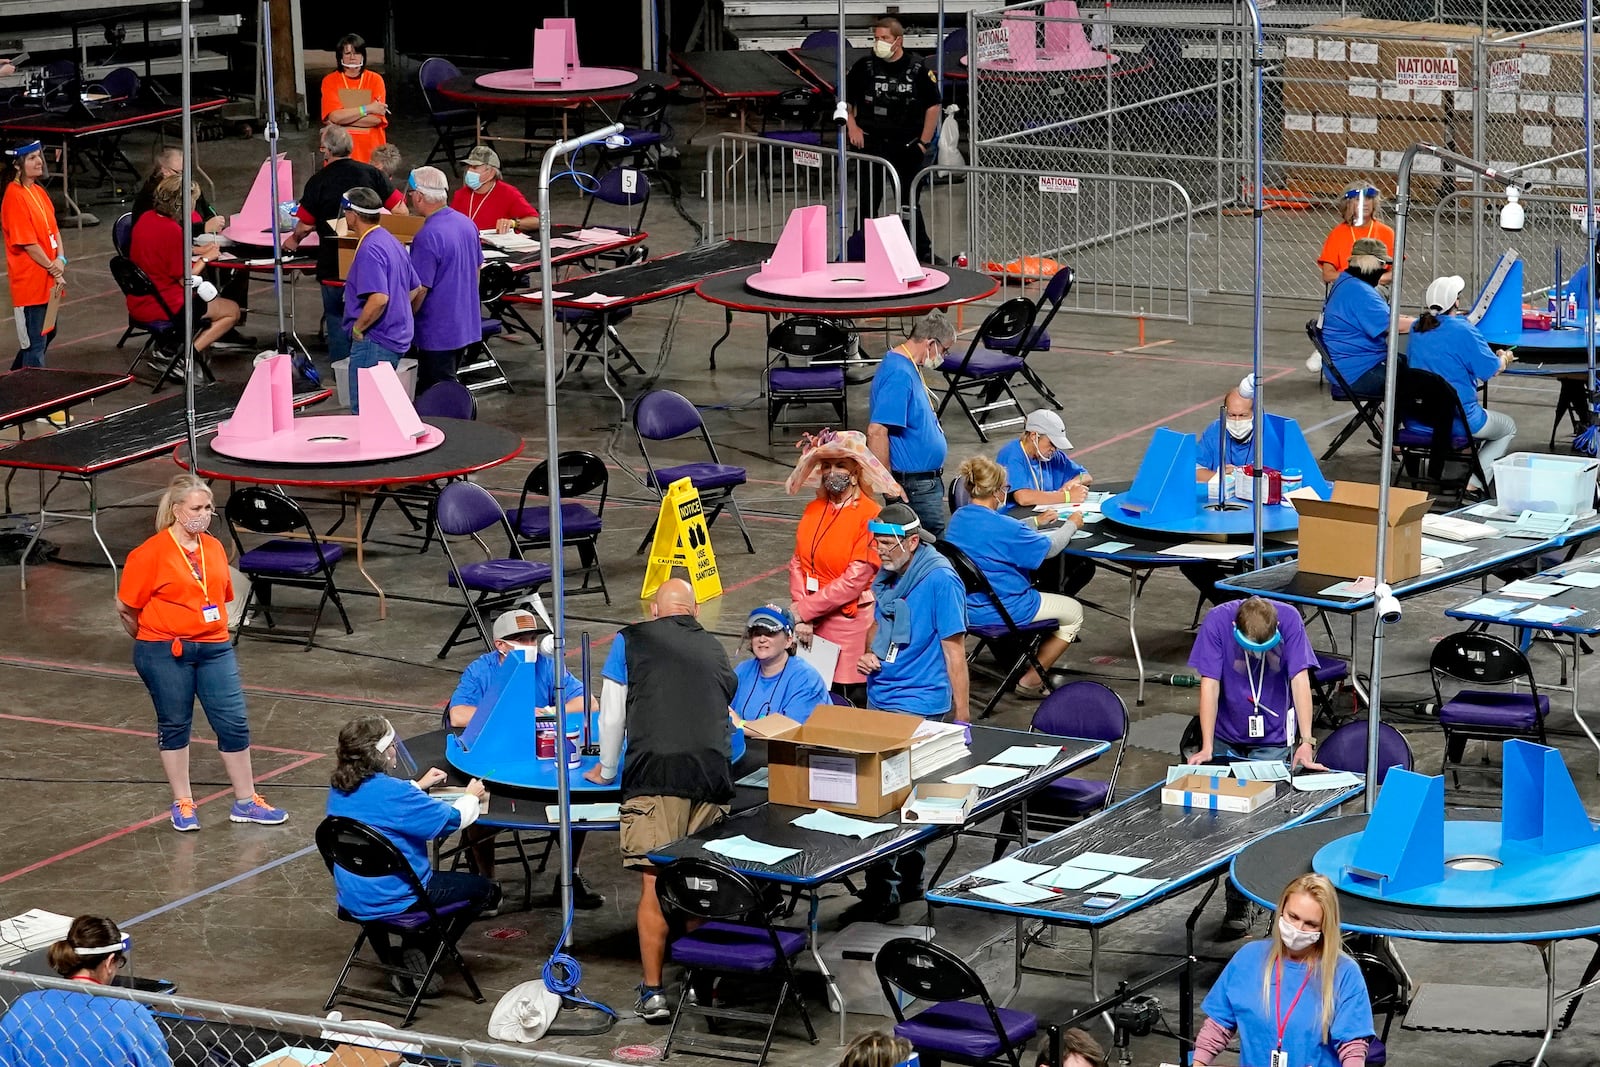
[1240,0,1266,570]
[1582,0,1597,454]
[835,1,849,255]
[180,0,196,463]
[260,2,289,360]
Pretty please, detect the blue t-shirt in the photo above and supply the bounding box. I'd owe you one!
[995,437,1088,516]
[732,655,831,723]
[1188,599,1317,747]
[1321,273,1392,387]
[410,206,483,351]
[1202,940,1374,1067]
[343,225,421,353]
[447,649,583,727]
[1403,314,1501,434]
[1195,417,1256,473]
[866,555,968,717]
[0,989,171,1067]
[945,504,1049,627]
[868,349,947,474]
[325,772,460,919]
[603,633,629,684]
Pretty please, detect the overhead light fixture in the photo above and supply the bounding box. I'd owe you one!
[1500,186,1524,232]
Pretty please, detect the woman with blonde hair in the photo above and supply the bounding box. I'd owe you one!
[1193,873,1373,1067]
[839,1031,914,1067]
[944,455,1084,698]
[117,474,285,832]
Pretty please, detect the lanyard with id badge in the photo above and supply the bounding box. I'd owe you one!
[171,529,221,624]
[1271,958,1315,1067]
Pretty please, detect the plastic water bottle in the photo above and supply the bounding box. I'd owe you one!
[1282,467,1303,499]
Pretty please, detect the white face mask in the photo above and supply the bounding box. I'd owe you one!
[1277,915,1321,952]
[1225,418,1253,442]
[872,39,895,60]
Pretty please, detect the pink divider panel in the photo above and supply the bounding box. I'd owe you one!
[531,28,568,83]
[747,207,950,299]
[865,216,923,285]
[761,203,827,278]
[1007,10,1035,65]
[983,0,1118,71]
[220,155,318,248]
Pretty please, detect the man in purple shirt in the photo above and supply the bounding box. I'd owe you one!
[1185,596,1325,938]
[405,166,483,394]
[342,186,421,413]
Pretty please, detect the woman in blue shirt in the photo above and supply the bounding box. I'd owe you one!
[0,916,171,1067]
[731,605,832,724]
[325,715,499,997]
[1405,274,1517,490]
[945,456,1084,698]
[1194,874,1373,1067]
[1321,239,1412,397]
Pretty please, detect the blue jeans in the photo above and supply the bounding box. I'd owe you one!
[894,471,948,537]
[132,640,251,752]
[321,283,351,367]
[12,303,53,369]
[1208,739,1291,764]
[347,338,403,414]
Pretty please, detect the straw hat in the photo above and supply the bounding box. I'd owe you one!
[785,428,902,498]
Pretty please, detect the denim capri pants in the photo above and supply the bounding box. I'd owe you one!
[133,639,251,752]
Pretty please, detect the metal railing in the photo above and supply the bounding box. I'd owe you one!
[702,133,902,257]
[912,162,1195,322]
[0,968,618,1067]
[1429,186,1596,309]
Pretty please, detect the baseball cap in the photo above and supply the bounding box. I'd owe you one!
[746,604,794,635]
[1350,237,1392,263]
[492,609,544,643]
[463,146,501,170]
[1425,275,1466,312]
[1024,409,1073,451]
[868,501,934,543]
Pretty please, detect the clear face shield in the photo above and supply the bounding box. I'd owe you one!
[376,720,419,780]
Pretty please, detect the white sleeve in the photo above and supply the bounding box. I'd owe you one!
[599,678,627,778]
[450,793,481,829]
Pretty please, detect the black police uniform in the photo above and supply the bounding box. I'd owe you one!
[846,48,942,261]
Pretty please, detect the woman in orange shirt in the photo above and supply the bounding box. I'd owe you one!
[320,33,387,164]
[1309,180,1396,373]
[1,140,64,368]
[786,429,900,698]
[117,474,286,833]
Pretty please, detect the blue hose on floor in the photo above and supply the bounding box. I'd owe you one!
[541,890,616,1020]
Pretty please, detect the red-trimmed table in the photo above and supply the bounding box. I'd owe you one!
[435,70,679,156]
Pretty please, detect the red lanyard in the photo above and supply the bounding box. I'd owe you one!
[1274,958,1315,1050]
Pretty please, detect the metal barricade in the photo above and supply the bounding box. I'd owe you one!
[702,133,902,257]
[0,967,615,1067]
[912,162,1194,322]
[1429,186,1594,309]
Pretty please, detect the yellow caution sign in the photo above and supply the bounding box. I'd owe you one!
[640,477,723,602]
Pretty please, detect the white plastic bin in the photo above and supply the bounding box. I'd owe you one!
[333,357,417,409]
[1493,452,1600,516]
[818,921,933,1016]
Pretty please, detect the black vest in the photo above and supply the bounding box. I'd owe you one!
[855,54,930,136]
[620,614,738,803]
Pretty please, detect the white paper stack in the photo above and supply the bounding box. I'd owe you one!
[0,909,73,966]
[910,719,971,779]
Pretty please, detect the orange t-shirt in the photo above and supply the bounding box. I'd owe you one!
[792,494,881,618]
[321,69,388,164]
[118,529,233,644]
[2,181,61,308]
[1317,219,1395,273]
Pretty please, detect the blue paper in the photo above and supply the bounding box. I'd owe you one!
[1094,541,1135,554]
[792,809,898,838]
[1515,604,1584,626]
[1456,597,1522,617]
[704,835,802,865]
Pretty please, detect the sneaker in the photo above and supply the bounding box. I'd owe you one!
[635,983,672,1023]
[170,797,200,832]
[401,947,445,998]
[546,872,605,910]
[229,794,287,825]
[33,411,67,429]
[1305,349,1322,373]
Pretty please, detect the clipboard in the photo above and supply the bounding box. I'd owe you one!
[42,285,62,334]
[337,87,372,108]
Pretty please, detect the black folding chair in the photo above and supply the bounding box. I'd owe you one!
[935,538,1058,718]
[1311,319,1385,460]
[1393,366,1488,503]
[110,255,212,392]
[225,486,352,648]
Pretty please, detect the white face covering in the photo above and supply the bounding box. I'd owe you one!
[1278,915,1321,953]
[873,39,895,60]
[1225,418,1253,442]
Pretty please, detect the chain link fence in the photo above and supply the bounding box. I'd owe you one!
[0,968,615,1067]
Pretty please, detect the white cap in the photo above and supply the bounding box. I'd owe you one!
[1024,409,1072,451]
[1425,275,1466,312]
[493,609,544,643]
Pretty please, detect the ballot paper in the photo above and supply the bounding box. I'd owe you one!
[1421,538,1475,559]
[546,237,585,249]
[990,744,1063,767]
[735,766,770,788]
[1065,852,1151,874]
[1290,771,1365,792]
[1094,541,1135,554]
[1499,580,1566,600]
[517,290,572,301]
[480,249,509,260]
[1168,764,1221,784]
[704,835,802,865]
[570,292,623,305]
[572,227,624,242]
[792,808,898,838]
[945,763,1028,789]
[1231,760,1291,781]
[545,802,621,822]
[1094,874,1167,898]
[972,881,1060,906]
[968,856,1055,883]
[1456,597,1522,617]
[1318,577,1376,598]
[1032,863,1111,891]
[1515,604,1584,626]
[1554,571,1600,588]
[1159,542,1253,561]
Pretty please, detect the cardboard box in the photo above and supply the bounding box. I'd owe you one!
[1162,773,1275,813]
[334,212,425,279]
[324,1046,403,1067]
[1293,481,1433,581]
[745,705,921,817]
[900,782,978,825]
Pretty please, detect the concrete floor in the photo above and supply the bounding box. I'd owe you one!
[1,88,1599,1067]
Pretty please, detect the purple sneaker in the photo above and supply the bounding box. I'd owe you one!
[229,793,287,825]
[171,797,200,832]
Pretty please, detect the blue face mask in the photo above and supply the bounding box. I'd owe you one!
[463,170,483,191]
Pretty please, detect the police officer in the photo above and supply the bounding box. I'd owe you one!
[845,17,942,263]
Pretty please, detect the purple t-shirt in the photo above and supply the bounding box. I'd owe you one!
[1187,600,1317,747]
[344,226,421,353]
[410,206,483,351]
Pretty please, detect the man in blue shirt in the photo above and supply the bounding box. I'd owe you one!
[731,605,832,724]
[341,186,421,413]
[845,503,967,924]
[1195,388,1258,482]
[1321,237,1411,397]
[869,310,955,535]
[997,410,1090,516]
[405,166,483,394]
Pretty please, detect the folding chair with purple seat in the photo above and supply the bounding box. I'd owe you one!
[933,538,1058,718]
[1310,650,1354,727]
[992,268,1073,410]
[656,858,818,1066]
[455,261,517,395]
[1393,366,1487,503]
[599,84,671,172]
[360,381,478,552]
[1315,719,1413,786]
[632,388,756,553]
[432,481,552,658]
[766,315,850,437]
[225,486,352,649]
[760,86,829,146]
[508,450,610,604]
[876,938,1037,1067]
[936,298,1038,442]
[420,57,482,171]
[990,681,1127,859]
[1430,630,1549,785]
[315,816,487,1028]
